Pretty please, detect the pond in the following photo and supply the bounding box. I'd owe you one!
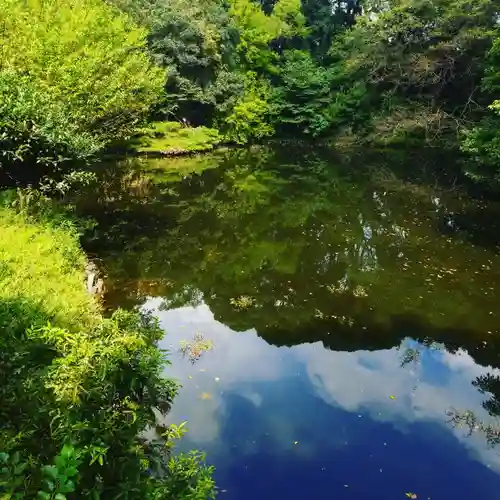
[75,146,500,499]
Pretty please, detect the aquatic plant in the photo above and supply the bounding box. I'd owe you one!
[180,333,215,363]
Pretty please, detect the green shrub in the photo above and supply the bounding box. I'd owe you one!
[0,206,99,332]
[221,72,274,144]
[0,0,165,171]
[0,208,215,499]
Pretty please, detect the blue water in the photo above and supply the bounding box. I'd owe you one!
[81,149,500,499]
[145,299,500,500]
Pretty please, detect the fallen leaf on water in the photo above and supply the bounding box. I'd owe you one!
[200,392,212,400]
[389,395,395,400]
[405,493,417,499]
[188,376,193,379]
[293,441,299,445]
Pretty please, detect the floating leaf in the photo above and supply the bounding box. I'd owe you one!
[389,395,395,400]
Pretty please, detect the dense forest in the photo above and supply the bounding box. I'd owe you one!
[1,0,500,180]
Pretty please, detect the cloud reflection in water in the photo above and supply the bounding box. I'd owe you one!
[142,297,500,499]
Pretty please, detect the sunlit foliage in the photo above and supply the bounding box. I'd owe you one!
[0,0,164,171]
[0,206,215,499]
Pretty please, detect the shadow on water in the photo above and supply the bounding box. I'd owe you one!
[69,145,500,499]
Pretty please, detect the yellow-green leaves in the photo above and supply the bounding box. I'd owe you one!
[223,72,274,143]
[0,0,165,169]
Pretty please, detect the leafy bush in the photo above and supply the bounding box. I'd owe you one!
[222,72,274,143]
[271,50,336,137]
[0,208,215,499]
[460,33,500,176]
[0,0,164,171]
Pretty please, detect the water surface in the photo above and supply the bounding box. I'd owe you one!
[76,147,500,499]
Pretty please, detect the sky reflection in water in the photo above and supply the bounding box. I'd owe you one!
[143,297,500,500]
[76,149,500,499]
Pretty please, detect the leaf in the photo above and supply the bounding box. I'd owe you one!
[54,494,67,500]
[60,444,74,459]
[55,456,66,470]
[60,480,76,494]
[14,462,27,475]
[37,492,51,500]
[43,479,55,491]
[42,465,59,481]
[65,466,78,477]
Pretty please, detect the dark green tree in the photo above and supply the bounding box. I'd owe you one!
[271,50,336,136]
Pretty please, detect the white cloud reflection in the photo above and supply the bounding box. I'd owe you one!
[142,298,500,471]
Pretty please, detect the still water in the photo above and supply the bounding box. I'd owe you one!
[78,147,500,499]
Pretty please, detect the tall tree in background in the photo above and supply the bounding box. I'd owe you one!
[110,0,245,125]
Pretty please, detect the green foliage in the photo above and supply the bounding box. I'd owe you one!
[0,72,100,170]
[0,206,99,331]
[0,208,215,499]
[222,72,274,143]
[325,0,498,145]
[460,32,500,176]
[271,50,336,136]
[3,0,500,174]
[228,0,306,71]
[0,0,164,170]
[301,0,358,59]
[112,0,242,125]
[135,121,222,154]
[162,452,216,500]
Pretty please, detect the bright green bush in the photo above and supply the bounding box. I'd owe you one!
[0,205,100,332]
[222,72,274,144]
[0,206,215,499]
[0,0,164,170]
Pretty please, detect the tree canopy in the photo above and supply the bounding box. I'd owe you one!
[2,0,500,179]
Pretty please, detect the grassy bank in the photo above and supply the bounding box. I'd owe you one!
[0,205,215,499]
[130,121,222,155]
[0,208,100,333]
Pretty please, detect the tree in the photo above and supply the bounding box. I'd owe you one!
[326,0,499,143]
[0,0,164,171]
[222,72,275,143]
[271,50,336,136]
[461,32,500,179]
[111,0,244,125]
